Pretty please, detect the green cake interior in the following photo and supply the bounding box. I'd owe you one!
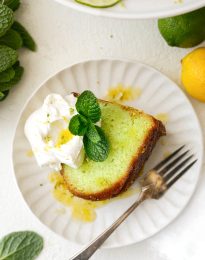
[63,101,155,195]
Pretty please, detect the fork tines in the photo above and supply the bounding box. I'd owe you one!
[153,145,197,189]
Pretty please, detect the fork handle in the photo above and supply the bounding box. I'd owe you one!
[70,191,147,260]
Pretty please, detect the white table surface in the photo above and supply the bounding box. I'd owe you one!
[0,0,205,259]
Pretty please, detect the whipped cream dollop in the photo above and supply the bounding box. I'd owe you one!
[24,93,85,171]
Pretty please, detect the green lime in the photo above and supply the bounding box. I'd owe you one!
[75,0,121,8]
[158,7,205,48]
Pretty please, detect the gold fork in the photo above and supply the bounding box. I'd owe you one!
[70,145,197,260]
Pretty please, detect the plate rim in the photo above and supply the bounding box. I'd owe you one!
[12,58,204,249]
[54,0,205,19]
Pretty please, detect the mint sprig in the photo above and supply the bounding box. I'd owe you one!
[69,91,109,162]
[0,3,36,101]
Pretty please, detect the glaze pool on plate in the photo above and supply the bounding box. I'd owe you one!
[12,59,203,248]
[54,0,205,19]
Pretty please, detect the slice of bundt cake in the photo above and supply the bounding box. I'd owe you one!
[61,100,166,201]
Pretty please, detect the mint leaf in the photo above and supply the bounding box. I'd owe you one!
[0,29,23,49]
[0,89,9,101]
[0,67,15,82]
[83,126,109,162]
[86,123,101,143]
[0,231,43,260]
[12,21,36,51]
[0,45,18,73]
[69,114,88,136]
[76,90,101,123]
[0,64,24,91]
[4,0,21,11]
[0,4,13,37]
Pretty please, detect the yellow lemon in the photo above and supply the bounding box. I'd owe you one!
[181,47,205,102]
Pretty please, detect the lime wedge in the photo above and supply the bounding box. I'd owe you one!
[75,0,121,8]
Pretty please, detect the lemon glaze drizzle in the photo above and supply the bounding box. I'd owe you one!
[49,172,140,222]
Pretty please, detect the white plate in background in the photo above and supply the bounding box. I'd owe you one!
[54,0,205,19]
[12,59,203,248]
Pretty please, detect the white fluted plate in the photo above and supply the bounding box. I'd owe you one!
[54,0,205,19]
[12,59,203,248]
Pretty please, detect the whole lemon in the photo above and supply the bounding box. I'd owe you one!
[158,7,205,48]
[181,47,205,102]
